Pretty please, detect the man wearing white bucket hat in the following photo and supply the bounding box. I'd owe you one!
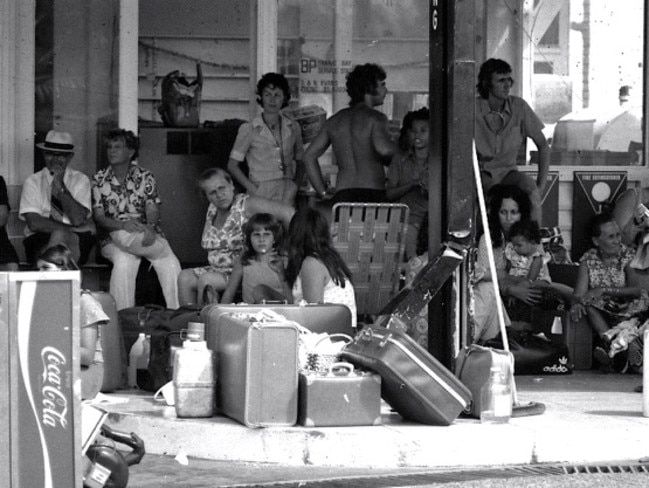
[19,130,95,265]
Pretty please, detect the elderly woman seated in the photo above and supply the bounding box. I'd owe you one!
[570,211,649,372]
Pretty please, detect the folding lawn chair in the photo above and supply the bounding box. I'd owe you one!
[330,202,410,318]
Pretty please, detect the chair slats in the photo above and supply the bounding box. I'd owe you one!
[331,202,409,316]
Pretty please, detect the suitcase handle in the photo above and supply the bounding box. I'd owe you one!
[328,361,354,376]
[358,328,374,342]
[358,327,391,348]
[313,333,353,350]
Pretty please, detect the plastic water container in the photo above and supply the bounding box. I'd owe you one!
[173,340,215,418]
[128,333,150,388]
[480,366,512,424]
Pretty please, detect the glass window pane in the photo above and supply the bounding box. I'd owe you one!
[278,0,429,123]
[35,1,118,176]
[481,0,645,167]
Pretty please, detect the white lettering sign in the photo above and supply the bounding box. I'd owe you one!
[40,347,69,429]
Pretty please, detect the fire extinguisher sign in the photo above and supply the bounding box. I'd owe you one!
[571,171,628,261]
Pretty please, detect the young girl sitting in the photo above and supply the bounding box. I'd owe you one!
[220,213,291,304]
[37,244,109,400]
[504,219,571,324]
[285,208,357,328]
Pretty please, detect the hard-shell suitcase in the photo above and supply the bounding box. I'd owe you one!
[89,291,128,392]
[455,344,514,418]
[341,325,472,426]
[201,303,354,353]
[217,313,299,427]
[298,362,382,427]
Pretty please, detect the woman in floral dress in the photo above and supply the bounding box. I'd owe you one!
[570,212,649,370]
[177,168,294,305]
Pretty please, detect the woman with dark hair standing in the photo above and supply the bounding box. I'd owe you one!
[473,184,542,343]
[227,72,304,206]
[285,207,357,328]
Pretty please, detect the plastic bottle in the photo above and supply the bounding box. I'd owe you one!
[137,334,151,387]
[128,333,147,388]
[173,339,215,418]
[480,366,512,424]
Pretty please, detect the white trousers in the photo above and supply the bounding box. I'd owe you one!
[101,230,181,310]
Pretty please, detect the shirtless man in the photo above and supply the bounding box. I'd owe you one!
[303,63,397,204]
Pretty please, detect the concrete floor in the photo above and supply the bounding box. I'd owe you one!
[92,370,649,488]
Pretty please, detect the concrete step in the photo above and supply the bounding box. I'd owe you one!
[96,372,649,469]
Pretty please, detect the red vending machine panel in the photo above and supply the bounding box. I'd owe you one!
[0,272,81,488]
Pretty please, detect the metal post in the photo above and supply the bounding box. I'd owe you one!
[428,0,475,366]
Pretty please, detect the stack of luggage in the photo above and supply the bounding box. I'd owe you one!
[112,300,474,427]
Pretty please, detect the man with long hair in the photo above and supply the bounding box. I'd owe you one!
[303,63,397,205]
[475,58,550,223]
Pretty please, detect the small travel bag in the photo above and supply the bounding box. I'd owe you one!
[455,344,514,418]
[216,312,299,427]
[341,325,472,425]
[298,362,382,427]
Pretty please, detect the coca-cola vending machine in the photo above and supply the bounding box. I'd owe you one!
[0,271,81,487]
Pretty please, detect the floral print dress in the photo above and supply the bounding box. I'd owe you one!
[91,164,162,246]
[580,245,649,318]
[193,193,249,277]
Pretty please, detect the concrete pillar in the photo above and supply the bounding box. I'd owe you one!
[119,0,139,133]
[251,0,277,118]
[333,0,353,113]
[0,0,35,183]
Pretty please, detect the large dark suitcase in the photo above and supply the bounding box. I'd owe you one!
[341,325,472,425]
[201,303,354,353]
[217,313,299,427]
[298,362,382,427]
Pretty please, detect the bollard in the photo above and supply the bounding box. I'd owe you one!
[644,329,649,417]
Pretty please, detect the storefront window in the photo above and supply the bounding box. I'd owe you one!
[480,0,645,168]
[277,0,429,125]
[34,0,118,176]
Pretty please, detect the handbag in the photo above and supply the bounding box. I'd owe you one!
[158,64,202,127]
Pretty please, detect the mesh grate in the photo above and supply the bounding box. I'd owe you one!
[220,462,649,488]
[563,463,649,475]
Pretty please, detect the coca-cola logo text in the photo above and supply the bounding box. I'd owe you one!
[40,347,69,429]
